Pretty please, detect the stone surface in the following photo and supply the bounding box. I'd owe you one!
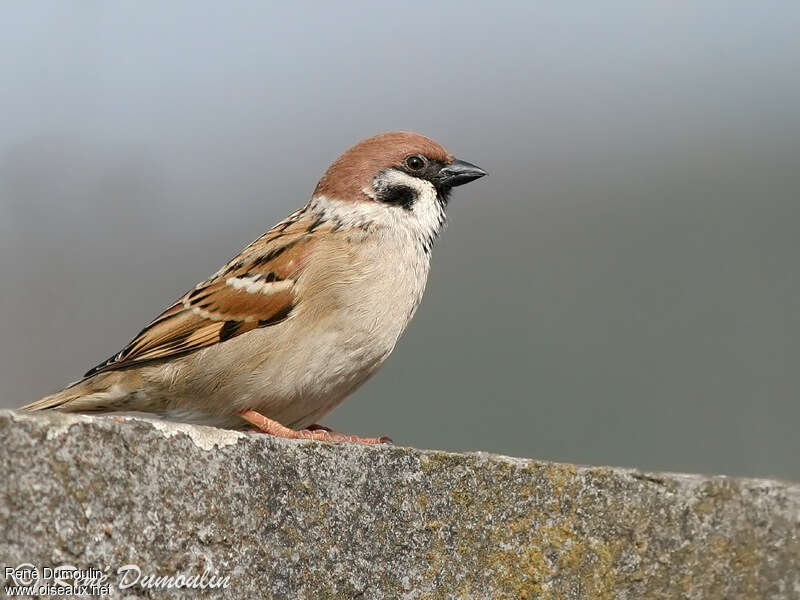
[1,410,799,599]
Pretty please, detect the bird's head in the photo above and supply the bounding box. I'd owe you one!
[312,131,486,245]
[315,131,485,208]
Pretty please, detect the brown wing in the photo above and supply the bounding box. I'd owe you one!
[84,208,328,377]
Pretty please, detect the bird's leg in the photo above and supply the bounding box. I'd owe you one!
[239,410,391,444]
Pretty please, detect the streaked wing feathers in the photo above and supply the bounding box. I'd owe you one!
[84,210,328,377]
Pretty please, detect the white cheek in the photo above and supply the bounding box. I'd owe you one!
[409,182,446,240]
[311,170,446,247]
[379,170,443,233]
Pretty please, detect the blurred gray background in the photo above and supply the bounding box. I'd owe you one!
[2,2,799,479]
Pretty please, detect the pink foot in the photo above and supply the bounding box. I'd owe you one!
[239,410,391,445]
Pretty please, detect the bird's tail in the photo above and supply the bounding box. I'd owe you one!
[21,371,132,413]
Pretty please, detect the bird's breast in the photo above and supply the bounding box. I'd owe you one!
[298,231,431,357]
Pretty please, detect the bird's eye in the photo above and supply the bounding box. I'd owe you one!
[404,155,426,171]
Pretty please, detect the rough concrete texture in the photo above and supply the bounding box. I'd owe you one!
[1,410,798,599]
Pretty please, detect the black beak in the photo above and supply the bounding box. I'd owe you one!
[436,159,487,188]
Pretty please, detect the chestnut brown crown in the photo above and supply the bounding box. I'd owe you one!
[313,132,456,201]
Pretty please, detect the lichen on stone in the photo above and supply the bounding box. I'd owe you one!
[1,410,798,599]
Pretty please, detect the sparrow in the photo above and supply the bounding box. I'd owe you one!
[22,131,486,443]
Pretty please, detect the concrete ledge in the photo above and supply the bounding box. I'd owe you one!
[1,410,798,599]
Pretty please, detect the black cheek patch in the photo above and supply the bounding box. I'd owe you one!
[378,185,417,210]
